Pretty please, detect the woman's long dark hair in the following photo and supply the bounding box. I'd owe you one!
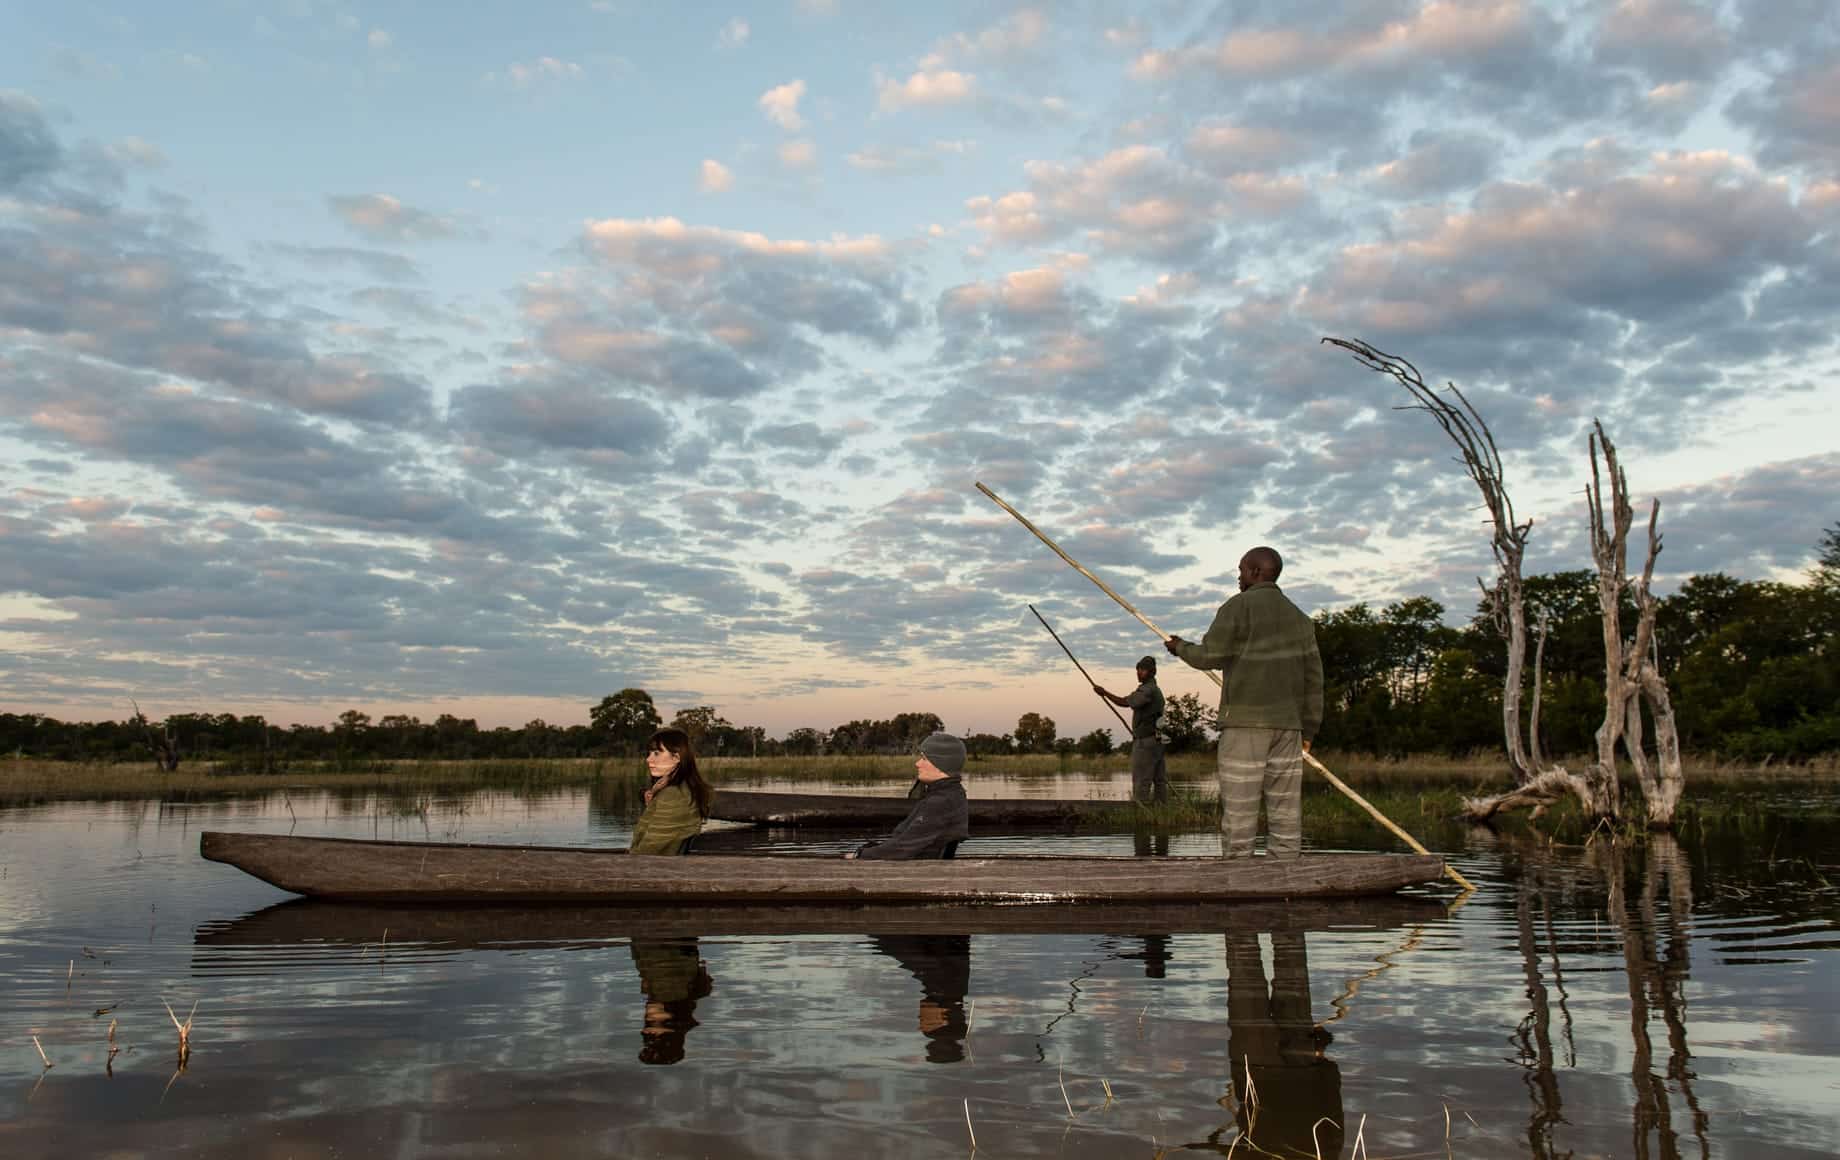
[647,727,713,817]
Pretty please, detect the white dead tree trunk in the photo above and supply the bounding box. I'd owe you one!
[1324,338,1629,824]
[130,698,180,772]
[1586,422,1685,828]
[1323,338,1545,784]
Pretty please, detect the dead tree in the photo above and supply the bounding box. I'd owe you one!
[1323,339,1550,784]
[130,699,180,772]
[1324,338,1636,824]
[1585,422,1685,828]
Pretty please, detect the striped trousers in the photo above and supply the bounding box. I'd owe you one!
[1216,727,1303,859]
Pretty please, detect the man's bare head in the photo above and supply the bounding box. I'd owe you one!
[1236,546,1283,591]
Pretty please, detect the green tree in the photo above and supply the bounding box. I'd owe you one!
[1815,521,1840,592]
[591,688,661,755]
[670,706,729,750]
[1161,692,1214,753]
[782,727,824,755]
[1014,712,1056,753]
[1076,727,1115,757]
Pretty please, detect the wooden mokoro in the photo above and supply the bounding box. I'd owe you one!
[709,789,1127,826]
[194,894,1449,952]
[201,831,1445,904]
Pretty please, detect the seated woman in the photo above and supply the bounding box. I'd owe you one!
[629,727,713,855]
[844,732,969,860]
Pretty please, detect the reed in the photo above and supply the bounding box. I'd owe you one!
[164,999,196,1064]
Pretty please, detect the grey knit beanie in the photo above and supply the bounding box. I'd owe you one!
[918,731,967,775]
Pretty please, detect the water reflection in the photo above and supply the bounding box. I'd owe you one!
[1200,930,1343,1158]
[630,938,712,1065]
[1502,831,1710,1160]
[11,786,1840,1158]
[868,936,969,1063]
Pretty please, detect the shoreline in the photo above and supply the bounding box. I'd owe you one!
[4,750,1834,803]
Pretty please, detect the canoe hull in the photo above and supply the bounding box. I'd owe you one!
[201,831,1445,904]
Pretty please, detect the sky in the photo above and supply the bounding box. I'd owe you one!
[1,0,1836,740]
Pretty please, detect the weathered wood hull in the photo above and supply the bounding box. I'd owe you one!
[195,893,1449,951]
[709,789,1125,826]
[201,831,1445,904]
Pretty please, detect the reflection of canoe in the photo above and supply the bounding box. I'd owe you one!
[709,789,1121,826]
[202,831,1445,903]
[197,893,1449,948]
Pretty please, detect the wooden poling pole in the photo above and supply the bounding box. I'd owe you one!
[977,483,1175,643]
[1303,751,1475,891]
[1027,603,1132,735]
[978,480,1476,894]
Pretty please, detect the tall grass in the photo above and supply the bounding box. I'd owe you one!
[4,748,1834,803]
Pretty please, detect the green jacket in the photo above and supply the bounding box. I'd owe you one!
[1174,582,1324,741]
[629,781,704,855]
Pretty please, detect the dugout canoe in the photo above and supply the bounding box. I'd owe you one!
[193,893,1449,955]
[200,831,1446,904]
[708,789,1124,826]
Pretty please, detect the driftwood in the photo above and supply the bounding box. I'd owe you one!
[200,831,1446,904]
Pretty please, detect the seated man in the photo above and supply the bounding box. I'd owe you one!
[844,732,970,860]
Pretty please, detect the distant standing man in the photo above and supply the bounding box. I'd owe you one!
[1165,546,1323,859]
[1094,656,1167,803]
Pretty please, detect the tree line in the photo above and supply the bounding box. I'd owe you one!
[5,544,1834,767]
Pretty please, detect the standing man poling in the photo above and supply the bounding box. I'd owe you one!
[1164,546,1323,859]
[1094,656,1167,803]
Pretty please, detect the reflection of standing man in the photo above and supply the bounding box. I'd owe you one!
[1166,546,1322,859]
[870,935,971,1063]
[1224,931,1342,1157]
[1094,656,1167,803]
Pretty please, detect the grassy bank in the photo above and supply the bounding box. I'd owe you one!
[4,749,1835,803]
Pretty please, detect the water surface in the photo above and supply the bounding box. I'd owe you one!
[3,775,1836,1158]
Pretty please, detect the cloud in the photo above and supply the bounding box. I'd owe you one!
[494,57,585,87]
[1594,0,1731,83]
[1134,0,1542,82]
[449,381,673,464]
[698,158,734,193]
[1363,129,1501,197]
[260,242,425,282]
[948,8,1049,63]
[1653,452,1840,576]
[877,66,977,112]
[847,139,973,175]
[2,159,437,424]
[327,193,463,243]
[1306,153,1814,365]
[367,28,392,51]
[717,18,750,49]
[1728,55,1840,175]
[759,79,807,130]
[777,139,818,170]
[514,217,917,399]
[964,144,1242,262]
[0,92,62,190]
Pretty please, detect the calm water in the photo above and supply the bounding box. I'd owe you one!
[3,774,1838,1159]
